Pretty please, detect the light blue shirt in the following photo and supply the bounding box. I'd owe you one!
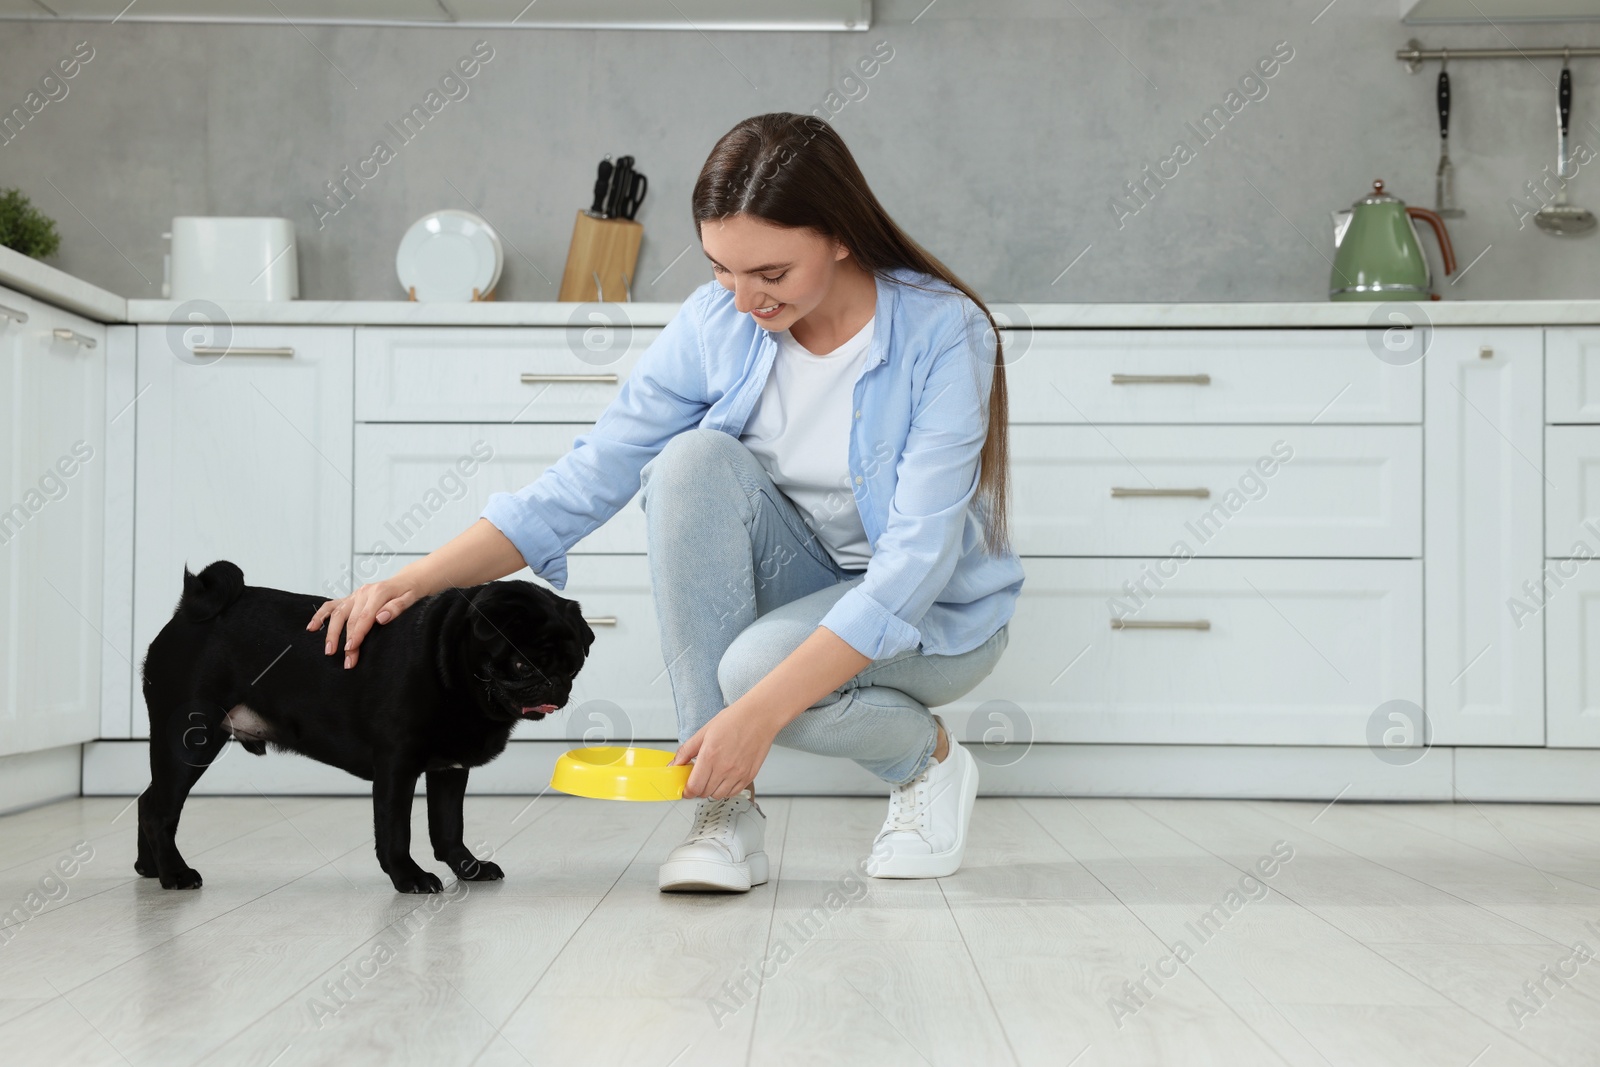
[478,264,1026,660]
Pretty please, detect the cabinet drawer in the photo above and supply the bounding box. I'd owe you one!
[1011,424,1421,557]
[1001,329,1421,424]
[1547,426,1600,555]
[1547,328,1600,423]
[353,423,645,556]
[958,557,1422,745]
[357,553,677,740]
[356,326,661,422]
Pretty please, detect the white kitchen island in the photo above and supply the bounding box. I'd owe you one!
[4,245,1599,808]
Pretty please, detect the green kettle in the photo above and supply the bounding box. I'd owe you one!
[1330,180,1457,300]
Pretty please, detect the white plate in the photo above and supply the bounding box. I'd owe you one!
[396,209,503,301]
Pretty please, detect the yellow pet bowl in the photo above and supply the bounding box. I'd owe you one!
[550,746,690,801]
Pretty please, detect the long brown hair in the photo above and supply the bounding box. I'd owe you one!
[691,112,1013,560]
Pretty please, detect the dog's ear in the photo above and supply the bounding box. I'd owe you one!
[432,590,477,688]
[466,585,510,644]
[560,599,595,652]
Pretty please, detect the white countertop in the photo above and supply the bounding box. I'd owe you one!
[123,298,690,327]
[10,245,1600,328]
[117,297,1600,328]
[0,245,126,322]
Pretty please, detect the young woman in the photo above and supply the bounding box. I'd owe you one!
[308,112,1024,893]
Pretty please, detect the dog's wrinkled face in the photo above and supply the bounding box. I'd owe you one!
[449,581,596,724]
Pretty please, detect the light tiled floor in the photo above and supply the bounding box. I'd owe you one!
[2,793,1599,1066]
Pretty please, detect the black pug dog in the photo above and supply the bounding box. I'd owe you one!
[137,559,594,893]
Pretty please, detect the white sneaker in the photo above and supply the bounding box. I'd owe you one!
[865,716,979,879]
[658,787,770,892]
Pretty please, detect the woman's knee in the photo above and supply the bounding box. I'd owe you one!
[715,616,815,704]
[639,427,736,509]
[864,625,1008,708]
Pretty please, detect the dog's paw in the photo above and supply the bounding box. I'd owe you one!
[134,857,157,878]
[452,857,504,881]
[390,867,444,894]
[160,867,203,890]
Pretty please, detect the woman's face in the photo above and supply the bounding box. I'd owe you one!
[700,213,851,331]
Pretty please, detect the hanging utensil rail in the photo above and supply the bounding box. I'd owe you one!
[1399,39,1600,72]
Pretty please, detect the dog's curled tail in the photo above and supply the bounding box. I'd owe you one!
[178,560,246,623]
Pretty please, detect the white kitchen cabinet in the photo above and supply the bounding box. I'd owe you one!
[1546,561,1600,746]
[69,307,1592,799]
[958,557,1422,745]
[0,286,106,757]
[353,422,645,559]
[355,325,1429,749]
[1425,328,1545,746]
[1005,329,1422,424]
[1545,329,1600,747]
[1546,327,1600,423]
[356,325,658,423]
[1009,424,1421,558]
[131,325,352,739]
[1546,425,1600,555]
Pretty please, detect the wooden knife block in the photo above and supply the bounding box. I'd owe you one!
[559,210,643,302]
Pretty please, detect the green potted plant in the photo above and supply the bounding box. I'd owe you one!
[0,187,61,260]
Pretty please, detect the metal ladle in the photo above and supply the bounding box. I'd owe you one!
[1535,56,1597,236]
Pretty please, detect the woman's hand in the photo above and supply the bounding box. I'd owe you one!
[306,577,423,669]
[670,702,779,800]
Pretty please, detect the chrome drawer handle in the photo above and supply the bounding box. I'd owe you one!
[581,615,618,626]
[0,303,28,324]
[521,373,621,384]
[1111,487,1211,498]
[190,345,295,357]
[1111,373,1211,385]
[52,327,97,349]
[1111,619,1211,631]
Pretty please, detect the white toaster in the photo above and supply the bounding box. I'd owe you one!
[164,217,299,301]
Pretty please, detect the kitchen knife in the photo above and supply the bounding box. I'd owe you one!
[588,157,615,217]
[605,156,634,219]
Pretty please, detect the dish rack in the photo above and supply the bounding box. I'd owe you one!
[404,285,495,302]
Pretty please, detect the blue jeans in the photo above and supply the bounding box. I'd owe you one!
[637,427,1010,787]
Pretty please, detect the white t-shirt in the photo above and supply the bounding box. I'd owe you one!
[739,315,876,571]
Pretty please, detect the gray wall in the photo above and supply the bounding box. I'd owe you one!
[3,0,1600,304]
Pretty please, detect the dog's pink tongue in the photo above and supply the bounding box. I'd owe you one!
[522,704,558,716]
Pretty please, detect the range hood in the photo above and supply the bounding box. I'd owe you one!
[1403,0,1600,23]
[0,0,871,31]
